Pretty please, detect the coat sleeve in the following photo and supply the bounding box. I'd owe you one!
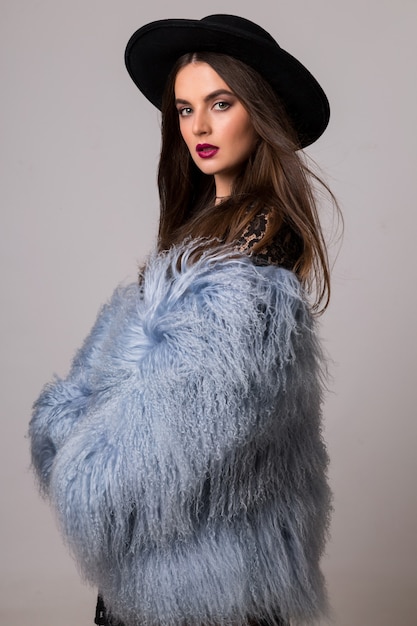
[29,283,142,492]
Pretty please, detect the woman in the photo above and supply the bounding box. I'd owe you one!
[29,15,337,626]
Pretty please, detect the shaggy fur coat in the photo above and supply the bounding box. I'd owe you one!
[29,245,332,626]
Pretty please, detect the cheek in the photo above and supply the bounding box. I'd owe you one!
[179,123,193,151]
[229,113,256,148]
[179,125,199,164]
[235,125,257,156]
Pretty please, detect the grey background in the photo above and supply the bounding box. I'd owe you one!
[1,1,416,624]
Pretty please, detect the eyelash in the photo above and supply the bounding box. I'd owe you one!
[177,101,231,117]
[214,101,230,111]
[178,107,192,117]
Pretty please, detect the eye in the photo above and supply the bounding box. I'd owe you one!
[213,101,230,111]
[177,107,193,117]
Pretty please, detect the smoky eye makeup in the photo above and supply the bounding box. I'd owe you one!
[213,101,231,110]
[176,106,193,116]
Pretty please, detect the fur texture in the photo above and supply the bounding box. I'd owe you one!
[29,245,332,626]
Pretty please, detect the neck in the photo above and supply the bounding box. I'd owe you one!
[214,174,233,201]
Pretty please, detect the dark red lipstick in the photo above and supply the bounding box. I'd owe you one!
[196,143,219,158]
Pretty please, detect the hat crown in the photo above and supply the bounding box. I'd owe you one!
[201,14,278,46]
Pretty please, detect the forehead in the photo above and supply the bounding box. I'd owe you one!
[174,61,232,97]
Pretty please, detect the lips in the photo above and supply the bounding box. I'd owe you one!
[196,143,219,159]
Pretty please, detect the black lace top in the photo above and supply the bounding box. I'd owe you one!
[235,208,300,270]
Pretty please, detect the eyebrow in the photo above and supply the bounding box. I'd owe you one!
[175,89,235,106]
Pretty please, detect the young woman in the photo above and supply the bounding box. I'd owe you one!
[29,15,337,626]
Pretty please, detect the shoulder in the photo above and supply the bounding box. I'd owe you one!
[236,207,271,253]
[235,207,300,270]
[139,243,309,329]
[79,245,311,369]
[79,246,314,385]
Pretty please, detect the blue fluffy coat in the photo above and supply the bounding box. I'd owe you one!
[29,246,331,626]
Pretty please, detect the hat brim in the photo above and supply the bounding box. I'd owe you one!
[125,16,330,148]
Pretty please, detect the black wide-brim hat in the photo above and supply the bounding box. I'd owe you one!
[125,14,330,148]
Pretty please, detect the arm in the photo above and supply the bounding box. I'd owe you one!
[31,246,328,625]
[45,246,321,567]
[29,282,142,493]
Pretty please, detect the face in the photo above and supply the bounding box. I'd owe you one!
[174,61,258,197]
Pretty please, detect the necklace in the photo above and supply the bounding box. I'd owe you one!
[215,195,230,200]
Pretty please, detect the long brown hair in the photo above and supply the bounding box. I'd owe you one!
[157,52,339,312]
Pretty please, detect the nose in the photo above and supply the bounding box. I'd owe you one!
[192,109,210,136]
